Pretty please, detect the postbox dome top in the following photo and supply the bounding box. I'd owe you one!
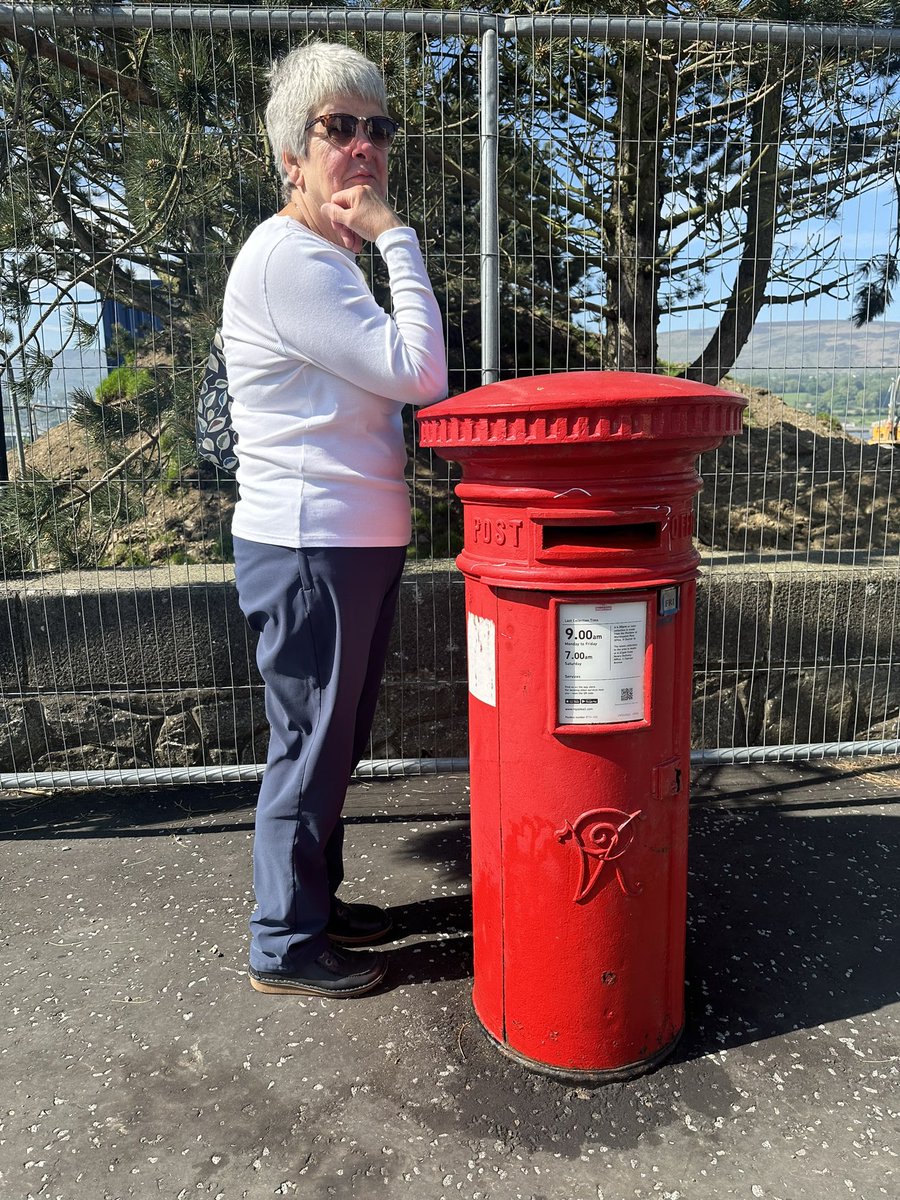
[426,371,743,414]
[417,370,746,453]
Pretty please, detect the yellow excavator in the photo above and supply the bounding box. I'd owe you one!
[870,374,900,444]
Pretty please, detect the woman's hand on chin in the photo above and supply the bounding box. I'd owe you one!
[321,185,403,251]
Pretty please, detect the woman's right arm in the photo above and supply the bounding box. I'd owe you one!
[263,230,448,405]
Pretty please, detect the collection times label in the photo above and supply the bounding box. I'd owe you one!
[557,601,647,724]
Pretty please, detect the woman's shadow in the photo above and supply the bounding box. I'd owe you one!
[379,821,474,987]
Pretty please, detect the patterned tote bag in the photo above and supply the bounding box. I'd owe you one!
[196,330,239,472]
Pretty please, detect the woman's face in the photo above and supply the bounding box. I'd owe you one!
[295,92,391,213]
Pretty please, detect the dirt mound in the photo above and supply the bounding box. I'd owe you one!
[698,383,899,554]
[727,379,852,434]
[11,421,237,567]
[8,383,899,564]
[11,415,102,481]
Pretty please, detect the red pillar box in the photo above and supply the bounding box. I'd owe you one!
[417,372,745,1082]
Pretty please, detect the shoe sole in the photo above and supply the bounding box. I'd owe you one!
[328,921,393,947]
[248,963,387,998]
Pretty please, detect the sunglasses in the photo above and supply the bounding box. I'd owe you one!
[305,113,400,148]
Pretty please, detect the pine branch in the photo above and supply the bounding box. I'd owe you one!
[0,21,157,106]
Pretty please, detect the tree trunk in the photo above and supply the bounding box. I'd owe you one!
[683,73,785,385]
[602,55,665,371]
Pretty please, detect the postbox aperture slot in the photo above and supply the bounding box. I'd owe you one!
[541,521,660,553]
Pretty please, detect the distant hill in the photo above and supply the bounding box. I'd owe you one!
[659,320,900,372]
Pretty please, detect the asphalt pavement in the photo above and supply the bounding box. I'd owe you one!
[1,760,898,1200]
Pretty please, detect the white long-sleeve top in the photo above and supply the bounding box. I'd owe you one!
[222,216,447,547]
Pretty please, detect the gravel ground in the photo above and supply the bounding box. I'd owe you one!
[0,764,898,1200]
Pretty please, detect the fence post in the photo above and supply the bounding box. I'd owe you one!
[0,374,9,482]
[479,25,500,385]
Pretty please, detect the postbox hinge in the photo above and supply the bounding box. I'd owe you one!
[654,757,683,799]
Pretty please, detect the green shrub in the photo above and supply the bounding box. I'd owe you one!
[816,411,844,434]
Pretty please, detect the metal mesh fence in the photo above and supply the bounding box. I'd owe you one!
[1,6,898,787]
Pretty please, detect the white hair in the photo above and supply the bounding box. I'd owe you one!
[266,42,389,199]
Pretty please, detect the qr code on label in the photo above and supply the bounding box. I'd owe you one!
[620,687,634,701]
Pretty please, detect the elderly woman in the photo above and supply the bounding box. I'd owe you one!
[222,42,447,998]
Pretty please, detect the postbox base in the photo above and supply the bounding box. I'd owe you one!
[474,1009,683,1085]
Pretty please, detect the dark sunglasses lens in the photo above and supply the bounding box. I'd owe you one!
[324,114,358,144]
[368,118,398,146]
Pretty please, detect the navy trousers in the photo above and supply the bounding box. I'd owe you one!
[233,536,406,973]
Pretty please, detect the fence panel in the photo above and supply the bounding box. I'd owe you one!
[1,7,898,787]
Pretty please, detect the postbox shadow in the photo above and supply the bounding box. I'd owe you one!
[677,799,900,1062]
[387,790,900,1053]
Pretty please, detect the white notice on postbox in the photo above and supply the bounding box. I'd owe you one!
[467,612,497,707]
[557,601,647,725]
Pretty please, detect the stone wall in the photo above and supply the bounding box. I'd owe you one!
[1,557,897,776]
[692,559,899,747]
